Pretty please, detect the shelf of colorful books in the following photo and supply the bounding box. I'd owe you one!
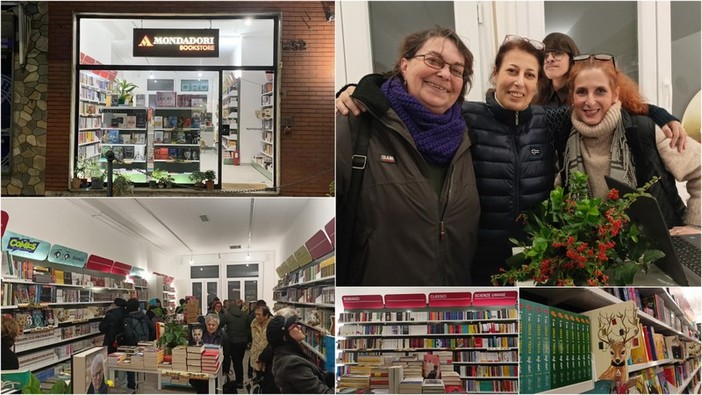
[18,335,103,372]
[277,276,334,290]
[275,300,334,309]
[630,358,677,373]
[16,329,101,354]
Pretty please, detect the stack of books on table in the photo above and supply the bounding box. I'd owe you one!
[422,379,445,393]
[130,351,144,369]
[106,352,127,366]
[441,370,463,391]
[388,366,403,394]
[398,376,423,393]
[143,347,163,369]
[337,374,370,392]
[187,344,204,373]
[201,349,220,374]
[171,346,188,371]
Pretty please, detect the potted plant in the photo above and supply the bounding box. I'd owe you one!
[188,170,206,189]
[115,79,138,105]
[203,170,216,191]
[152,169,174,188]
[71,155,88,190]
[112,173,133,196]
[86,160,105,190]
[156,317,188,355]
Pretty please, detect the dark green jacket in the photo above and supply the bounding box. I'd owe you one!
[222,305,249,344]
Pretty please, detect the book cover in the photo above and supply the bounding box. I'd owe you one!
[175,132,186,144]
[135,94,146,107]
[154,131,163,144]
[136,133,146,145]
[168,148,177,159]
[519,299,535,394]
[630,323,650,364]
[191,149,199,161]
[155,148,168,160]
[135,112,147,128]
[423,354,440,379]
[167,116,178,128]
[156,91,176,107]
[120,134,131,144]
[71,346,108,394]
[112,146,124,161]
[583,300,639,383]
[192,117,201,128]
[125,115,137,129]
[153,116,163,129]
[163,131,171,144]
[124,146,135,160]
[134,145,145,161]
[107,130,120,144]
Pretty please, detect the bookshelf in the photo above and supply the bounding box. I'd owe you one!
[77,70,112,165]
[252,72,274,180]
[336,291,519,394]
[221,73,240,165]
[153,106,203,175]
[521,287,701,394]
[0,253,133,378]
[99,106,149,182]
[272,222,335,373]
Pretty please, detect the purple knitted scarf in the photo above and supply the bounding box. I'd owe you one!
[381,76,466,165]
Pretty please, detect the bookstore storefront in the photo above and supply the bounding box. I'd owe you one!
[75,14,280,190]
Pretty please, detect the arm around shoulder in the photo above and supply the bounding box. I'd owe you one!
[656,128,701,226]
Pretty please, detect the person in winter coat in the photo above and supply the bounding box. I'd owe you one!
[250,305,273,374]
[99,297,126,353]
[256,344,280,393]
[336,35,686,285]
[1,316,20,370]
[221,299,250,389]
[189,314,231,393]
[336,26,480,286]
[267,308,333,394]
[561,54,700,231]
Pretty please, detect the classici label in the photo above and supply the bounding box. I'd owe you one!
[133,29,220,57]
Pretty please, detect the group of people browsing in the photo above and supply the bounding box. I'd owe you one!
[336,28,699,286]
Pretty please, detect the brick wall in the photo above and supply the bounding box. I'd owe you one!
[47,1,334,196]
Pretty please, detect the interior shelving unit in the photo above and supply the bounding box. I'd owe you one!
[99,106,149,181]
[152,107,202,175]
[521,287,701,394]
[221,74,240,165]
[336,290,519,394]
[272,218,335,373]
[252,73,274,180]
[77,70,111,164]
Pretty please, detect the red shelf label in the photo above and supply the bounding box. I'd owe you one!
[428,292,472,307]
[111,261,132,276]
[324,218,335,249]
[342,294,383,310]
[304,229,333,260]
[472,291,518,306]
[384,293,426,309]
[86,254,114,274]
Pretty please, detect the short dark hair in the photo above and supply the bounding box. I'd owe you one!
[255,305,272,318]
[492,38,545,82]
[126,298,139,312]
[543,32,580,58]
[387,27,474,102]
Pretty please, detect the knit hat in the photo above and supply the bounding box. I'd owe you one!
[266,314,299,346]
[126,298,140,312]
[114,298,127,307]
[148,298,158,306]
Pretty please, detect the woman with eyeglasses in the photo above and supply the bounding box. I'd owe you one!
[337,33,689,285]
[562,54,700,232]
[336,27,480,286]
[266,308,333,393]
[537,32,686,150]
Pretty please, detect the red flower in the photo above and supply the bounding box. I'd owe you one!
[608,188,619,200]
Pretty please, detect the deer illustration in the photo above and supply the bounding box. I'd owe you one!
[597,308,639,382]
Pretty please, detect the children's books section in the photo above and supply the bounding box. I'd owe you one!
[336,290,519,394]
[520,287,701,394]
[273,217,336,373]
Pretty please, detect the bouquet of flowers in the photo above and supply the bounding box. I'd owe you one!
[491,171,664,286]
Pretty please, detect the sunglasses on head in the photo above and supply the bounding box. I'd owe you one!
[573,53,616,68]
[503,34,545,51]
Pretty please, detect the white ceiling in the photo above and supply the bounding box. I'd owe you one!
[71,197,311,257]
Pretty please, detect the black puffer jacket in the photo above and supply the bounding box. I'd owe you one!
[462,92,555,284]
[336,74,480,286]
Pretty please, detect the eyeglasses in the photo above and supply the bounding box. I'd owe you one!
[545,50,568,60]
[503,34,545,51]
[287,322,302,331]
[573,53,616,68]
[413,54,466,79]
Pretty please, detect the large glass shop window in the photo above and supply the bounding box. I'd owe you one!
[75,16,277,189]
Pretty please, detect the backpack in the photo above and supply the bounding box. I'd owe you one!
[121,314,150,346]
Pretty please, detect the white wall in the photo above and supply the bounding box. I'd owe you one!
[1,199,176,274]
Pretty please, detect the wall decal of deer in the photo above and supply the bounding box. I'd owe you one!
[596,306,640,382]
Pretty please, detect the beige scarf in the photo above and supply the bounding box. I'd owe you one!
[563,101,637,197]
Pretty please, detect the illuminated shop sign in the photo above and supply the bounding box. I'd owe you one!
[133,28,219,57]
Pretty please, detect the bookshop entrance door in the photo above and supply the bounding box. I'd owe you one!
[191,279,219,314]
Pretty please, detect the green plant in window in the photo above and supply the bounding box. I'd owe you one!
[115,79,138,104]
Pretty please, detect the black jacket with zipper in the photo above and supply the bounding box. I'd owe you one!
[462,92,555,284]
[336,74,480,286]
